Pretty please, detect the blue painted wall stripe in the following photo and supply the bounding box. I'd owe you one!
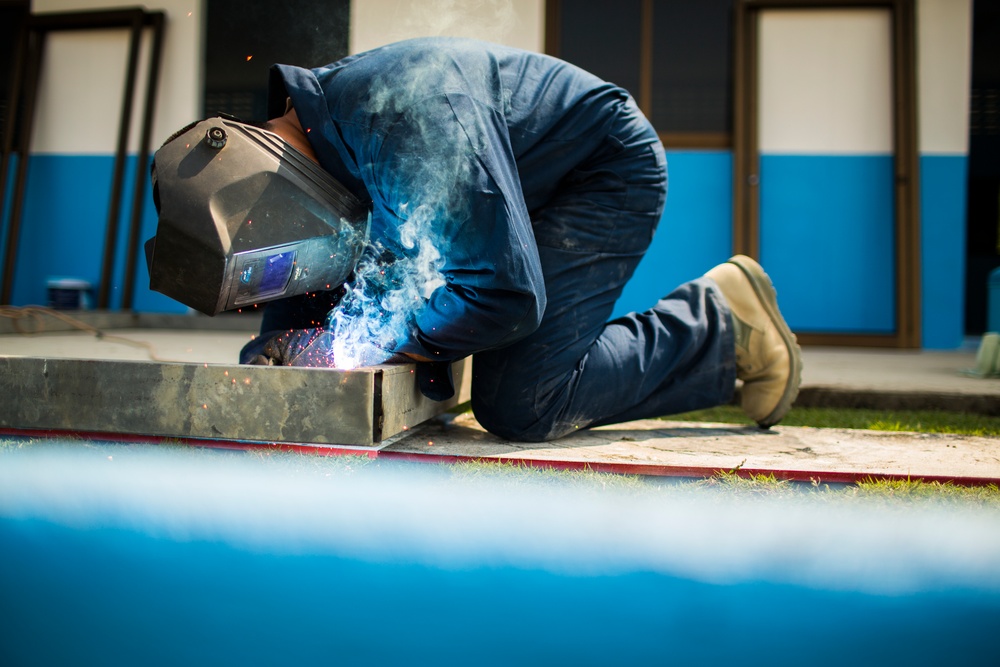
[920,154,967,349]
[612,151,733,319]
[3,155,186,313]
[760,154,896,334]
[3,150,970,348]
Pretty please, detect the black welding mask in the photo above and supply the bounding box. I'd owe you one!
[146,115,370,316]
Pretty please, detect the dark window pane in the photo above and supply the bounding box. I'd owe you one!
[651,0,733,134]
[0,0,29,147]
[559,0,642,100]
[204,0,349,121]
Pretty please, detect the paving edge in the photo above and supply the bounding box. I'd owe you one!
[792,386,1000,416]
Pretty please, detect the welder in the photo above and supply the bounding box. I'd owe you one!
[147,37,801,442]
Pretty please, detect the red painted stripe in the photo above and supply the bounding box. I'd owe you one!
[3,426,997,488]
[0,427,379,458]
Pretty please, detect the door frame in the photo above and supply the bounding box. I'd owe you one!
[733,0,921,348]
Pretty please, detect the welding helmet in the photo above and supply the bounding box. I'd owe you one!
[146,115,370,316]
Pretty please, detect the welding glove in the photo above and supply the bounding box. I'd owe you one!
[416,361,455,401]
[241,328,337,367]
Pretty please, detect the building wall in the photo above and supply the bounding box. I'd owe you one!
[617,0,971,349]
[757,9,896,334]
[4,0,972,349]
[8,0,202,312]
[5,0,543,313]
[917,0,972,348]
[350,0,545,54]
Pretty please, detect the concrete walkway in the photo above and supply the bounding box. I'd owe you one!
[2,320,999,484]
[383,412,1000,485]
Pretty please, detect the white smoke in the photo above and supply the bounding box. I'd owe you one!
[323,1,529,369]
[327,43,477,369]
[375,0,518,49]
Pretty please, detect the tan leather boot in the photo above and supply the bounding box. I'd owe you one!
[705,255,802,427]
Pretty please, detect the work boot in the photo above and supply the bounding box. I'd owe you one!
[705,255,802,428]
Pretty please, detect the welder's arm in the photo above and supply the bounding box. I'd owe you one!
[373,94,546,364]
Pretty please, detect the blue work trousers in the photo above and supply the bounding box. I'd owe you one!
[471,101,736,441]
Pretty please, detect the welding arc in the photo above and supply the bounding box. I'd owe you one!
[0,305,165,361]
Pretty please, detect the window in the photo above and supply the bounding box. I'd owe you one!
[0,0,30,147]
[547,0,733,147]
[203,0,350,121]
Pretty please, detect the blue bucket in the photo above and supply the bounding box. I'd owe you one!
[46,277,92,310]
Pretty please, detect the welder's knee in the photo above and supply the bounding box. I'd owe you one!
[471,353,576,442]
[471,388,567,443]
[472,402,549,443]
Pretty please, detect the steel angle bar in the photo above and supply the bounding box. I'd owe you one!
[0,356,470,447]
[377,360,471,442]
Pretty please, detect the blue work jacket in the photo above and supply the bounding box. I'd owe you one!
[269,37,632,367]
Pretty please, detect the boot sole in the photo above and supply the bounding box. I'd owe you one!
[727,255,803,427]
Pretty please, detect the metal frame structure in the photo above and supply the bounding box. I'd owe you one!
[0,7,166,310]
[732,0,921,348]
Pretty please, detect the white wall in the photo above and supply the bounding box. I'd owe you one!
[918,0,972,155]
[31,0,203,153]
[757,1,971,156]
[27,0,546,153]
[24,0,968,156]
[758,9,894,155]
[350,0,545,55]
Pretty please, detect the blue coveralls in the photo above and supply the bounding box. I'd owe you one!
[256,37,736,442]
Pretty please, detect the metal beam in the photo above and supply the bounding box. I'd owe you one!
[0,355,470,447]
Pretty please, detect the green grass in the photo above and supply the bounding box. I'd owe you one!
[666,405,1000,437]
[687,469,1000,508]
[406,458,1000,508]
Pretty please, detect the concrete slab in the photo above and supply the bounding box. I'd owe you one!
[384,413,1000,485]
[2,315,1000,484]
